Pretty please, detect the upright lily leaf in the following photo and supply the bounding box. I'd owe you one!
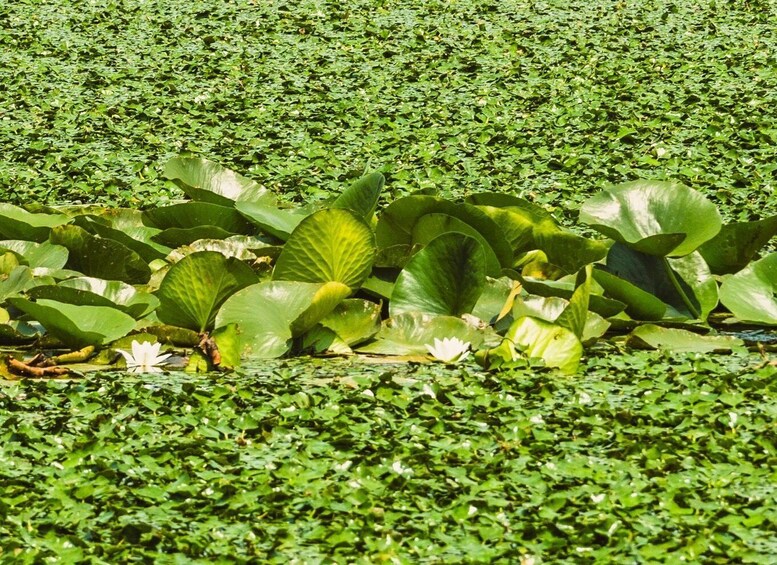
[411,213,503,277]
[273,208,376,291]
[156,251,258,332]
[376,195,513,273]
[164,156,275,206]
[0,266,35,302]
[74,215,171,263]
[289,281,351,336]
[318,299,382,346]
[468,193,608,273]
[506,316,583,374]
[719,253,777,325]
[357,312,488,356]
[28,277,160,319]
[580,180,722,256]
[601,243,716,320]
[8,298,135,348]
[592,268,668,321]
[142,202,255,235]
[390,233,486,317]
[0,240,68,270]
[511,272,626,318]
[235,202,308,241]
[556,265,593,339]
[698,215,777,275]
[0,204,70,242]
[331,172,384,221]
[512,295,610,344]
[50,225,151,284]
[215,281,343,359]
[151,226,238,248]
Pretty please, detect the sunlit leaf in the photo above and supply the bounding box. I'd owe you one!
[273,208,375,291]
[580,180,722,256]
[155,251,258,332]
[390,233,485,317]
[719,253,777,325]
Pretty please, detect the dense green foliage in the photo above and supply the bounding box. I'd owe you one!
[2,0,777,225]
[2,353,776,563]
[2,0,777,561]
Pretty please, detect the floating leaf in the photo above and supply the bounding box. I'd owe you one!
[273,208,376,291]
[719,253,777,325]
[164,156,275,205]
[627,325,744,352]
[698,215,777,275]
[155,251,258,332]
[331,172,384,221]
[390,233,486,317]
[50,225,151,284]
[8,298,135,348]
[0,204,70,242]
[580,180,722,256]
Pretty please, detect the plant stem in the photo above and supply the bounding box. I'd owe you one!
[662,257,701,319]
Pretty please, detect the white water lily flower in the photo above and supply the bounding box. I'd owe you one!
[117,340,171,373]
[425,337,471,364]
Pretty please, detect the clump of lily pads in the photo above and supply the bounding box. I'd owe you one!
[1,157,775,378]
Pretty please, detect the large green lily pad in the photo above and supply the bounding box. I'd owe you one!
[50,225,152,284]
[719,253,777,325]
[164,156,275,206]
[580,180,722,256]
[8,298,136,348]
[390,233,486,317]
[155,251,258,332]
[273,208,376,291]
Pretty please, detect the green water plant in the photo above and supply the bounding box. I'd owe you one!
[0,157,774,377]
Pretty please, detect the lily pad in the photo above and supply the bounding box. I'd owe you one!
[627,324,744,352]
[468,193,608,273]
[390,233,486,317]
[49,225,152,284]
[74,215,171,263]
[8,298,136,348]
[580,180,722,256]
[164,156,276,206]
[273,208,376,291]
[318,299,382,346]
[698,215,777,275]
[719,253,777,325]
[506,316,583,375]
[142,202,255,235]
[376,195,513,274]
[155,251,259,332]
[27,277,159,319]
[0,204,70,242]
[215,281,346,359]
[0,240,68,270]
[235,202,308,241]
